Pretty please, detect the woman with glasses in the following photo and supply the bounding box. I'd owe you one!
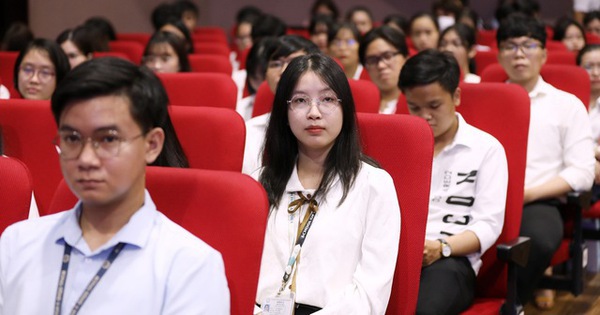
[328,23,364,79]
[255,53,400,314]
[439,23,480,83]
[142,31,190,74]
[359,26,409,114]
[13,38,70,100]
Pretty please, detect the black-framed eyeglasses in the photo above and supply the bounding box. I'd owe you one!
[364,51,401,68]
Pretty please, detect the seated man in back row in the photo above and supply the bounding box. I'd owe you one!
[0,57,230,314]
[399,49,509,314]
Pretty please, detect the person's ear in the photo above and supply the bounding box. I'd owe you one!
[144,127,165,164]
[453,87,461,107]
[467,46,477,59]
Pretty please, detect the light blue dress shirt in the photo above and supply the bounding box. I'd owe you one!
[0,190,230,314]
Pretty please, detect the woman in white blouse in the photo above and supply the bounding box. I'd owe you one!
[254,53,401,314]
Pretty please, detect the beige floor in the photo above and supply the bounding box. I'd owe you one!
[524,272,600,315]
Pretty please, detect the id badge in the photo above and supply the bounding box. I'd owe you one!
[262,292,295,315]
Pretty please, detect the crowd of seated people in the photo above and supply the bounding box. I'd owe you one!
[1,0,599,313]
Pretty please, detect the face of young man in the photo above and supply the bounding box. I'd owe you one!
[404,82,460,144]
[57,94,164,210]
[497,36,547,90]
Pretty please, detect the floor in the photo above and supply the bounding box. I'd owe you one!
[524,272,600,315]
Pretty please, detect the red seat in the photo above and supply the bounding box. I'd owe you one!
[0,52,20,98]
[251,79,381,118]
[546,40,568,51]
[586,32,600,44]
[0,99,60,215]
[474,50,498,75]
[481,63,590,107]
[286,27,310,39]
[457,83,531,314]
[169,106,245,172]
[193,26,228,38]
[193,42,230,57]
[116,33,151,47]
[192,27,228,46]
[109,40,145,64]
[547,50,576,65]
[477,29,497,47]
[188,54,233,74]
[0,156,32,233]
[157,72,237,109]
[48,166,269,315]
[356,114,433,314]
[92,51,131,61]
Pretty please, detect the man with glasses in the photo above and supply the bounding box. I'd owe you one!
[0,57,230,314]
[497,14,595,309]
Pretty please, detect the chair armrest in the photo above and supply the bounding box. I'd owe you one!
[497,236,531,268]
[567,191,592,211]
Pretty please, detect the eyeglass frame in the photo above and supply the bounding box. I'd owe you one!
[53,129,144,160]
[582,62,600,73]
[286,95,342,114]
[498,40,544,55]
[364,51,401,68]
[18,65,56,83]
[331,38,358,48]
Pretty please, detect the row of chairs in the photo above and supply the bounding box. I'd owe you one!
[1,81,533,314]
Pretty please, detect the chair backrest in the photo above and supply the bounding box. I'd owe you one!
[116,33,151,47]
[169,106,245,172]
[356,113,433,315]
[457,83,530,298]
[188,54,233,74]
[108,40,144,64]
[193,27,228,45]
[92,51,131,61]
[481,63,590,106]
[193,42,230,57]
[477,29,497,47]
[474,50,498,75]
[0,52,19,98]
[0,99,60,215]
[545,40,568,51]
[546,50,576,65]
[48,166,269,315]
[251,79,382,118]
[0,156,32,233]
[157,72,237,109]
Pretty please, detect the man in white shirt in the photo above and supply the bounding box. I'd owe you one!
[399,49,508,314]
[497,14,595,308]
[0,57,230,314]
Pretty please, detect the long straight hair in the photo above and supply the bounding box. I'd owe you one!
[259,53,367,209]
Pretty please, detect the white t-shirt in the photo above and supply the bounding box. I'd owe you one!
[426,114,508,274]
[0,85,9,99]
[242,113,270,174]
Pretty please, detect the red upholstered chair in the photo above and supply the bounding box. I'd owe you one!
[116,33,151,47]
[92,51,131,61]
[477,29,497,47]
[0,156,32,233]
[108,40,144,64]
[0,99,60,215]
[586,32,600,44]
[545,40,568,51]
[456,83,531,315]
[474,50,498,75]
[193,27,228,45]
[157,72,237,109]
[251,79,381,118]
[169,106,245,172]
[481,63,590,107]
[286,27,310,39]
[356,113,433,315]
[188,54,233,74]
[48,166,269,315]
[547,50,576,65]
[193,42,230,57]
[0,51,19,98]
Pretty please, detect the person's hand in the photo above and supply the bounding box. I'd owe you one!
[422,239,442,266]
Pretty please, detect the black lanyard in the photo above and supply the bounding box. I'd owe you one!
[54,242,125,315]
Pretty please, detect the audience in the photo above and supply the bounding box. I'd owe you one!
[83,16,115,51]
[255,53,400,314]
[0,57,228,313]
[142,31,191,73]
[553,16,586,52]
[14,38,70,100]
[359,25,409,113]
[328,22,363,79]
[346,5,374,35]
[400,49,507,315]
[497,14,594,310]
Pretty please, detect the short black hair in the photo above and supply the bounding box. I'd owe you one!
[56,25,105,57]
[173,0,199,19]
[309,14,335,36]
[383,14,409,35]
[345,5,373,22]
[439,22,476,49]
[398,49,460,94]
[14,38,71,92]
[0,22,33,52]
[83,16,116,48]
[143,31,191,72]
[577,44,600,65]
[553,16,586,44]
[359,26,409,65]
[496,13,546,48]
[235,5,262,23]
[495,0,540,24]
[245,36,278,95]
[160,18,194,53]
[251,14,287,43]
[328,22,361,45]
[51,57,188,167]
[310,0,340,21]
[584,11,600,28]
[409,12,440,34]
[268,35,319,61]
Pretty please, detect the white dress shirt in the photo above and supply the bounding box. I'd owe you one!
[0,85,9,99]
[426,114,508,274]
[463,73,481,84]
[242,112,270,174]
[589,98,600,143]
[0,190,230,315]
[523,77,595,191]
[379,98,398,114]
[255,162,401,314]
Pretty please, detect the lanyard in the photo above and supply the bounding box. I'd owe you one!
[277,192,318,295]
[54,242,125,315]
